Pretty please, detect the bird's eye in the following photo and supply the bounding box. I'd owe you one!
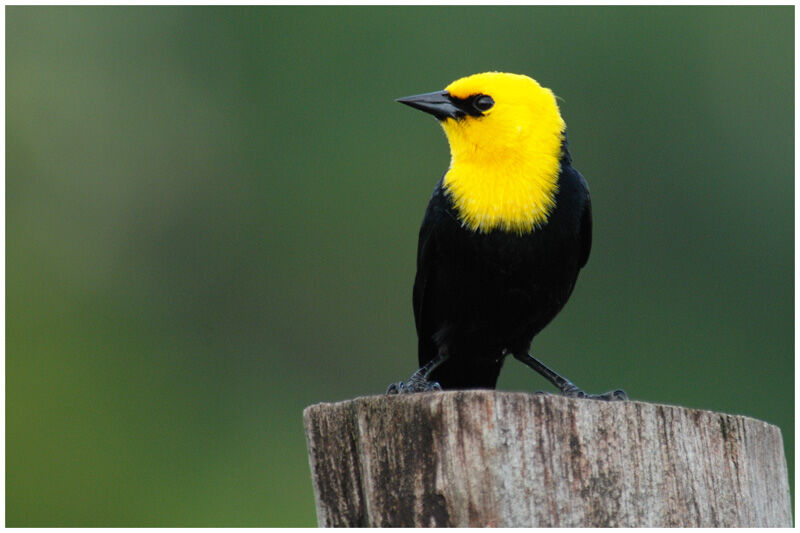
[473,95,495,113]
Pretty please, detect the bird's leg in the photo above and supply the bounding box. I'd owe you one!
[513,352,627,401]
[386,349,449,394]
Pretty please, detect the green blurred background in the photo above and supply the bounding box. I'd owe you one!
[7,6,793,526]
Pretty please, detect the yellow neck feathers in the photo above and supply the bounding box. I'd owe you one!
[440,72,565,234]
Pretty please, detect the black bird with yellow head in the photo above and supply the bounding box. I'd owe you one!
[388,72,626,400]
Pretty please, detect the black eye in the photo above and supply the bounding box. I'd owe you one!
[473,94,494,112]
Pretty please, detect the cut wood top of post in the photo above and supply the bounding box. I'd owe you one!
[303,391,791,527]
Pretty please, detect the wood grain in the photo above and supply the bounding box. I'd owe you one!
[303,391,791,527]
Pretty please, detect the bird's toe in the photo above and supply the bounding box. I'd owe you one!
[385,381,406,395]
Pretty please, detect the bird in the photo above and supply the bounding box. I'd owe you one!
[386,72,626,400]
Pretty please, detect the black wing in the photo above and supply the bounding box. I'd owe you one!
[578,191,592,269]
[412,183,447,367]
[573,167,592,270]
[412,213,433,336]
[562,137,592,270]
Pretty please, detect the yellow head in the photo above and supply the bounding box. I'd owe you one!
[397,72,566,234]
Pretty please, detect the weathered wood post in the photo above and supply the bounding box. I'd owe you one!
[303,391,791,527]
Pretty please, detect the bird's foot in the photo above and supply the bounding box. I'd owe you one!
[560,383,628,401]
[386,379,443,395]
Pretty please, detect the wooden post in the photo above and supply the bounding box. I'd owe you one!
[303,391,791,527]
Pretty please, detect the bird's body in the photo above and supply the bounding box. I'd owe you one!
[390,72,623,399]
[414,149,591,389]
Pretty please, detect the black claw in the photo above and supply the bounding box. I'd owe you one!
[559,383,586,398]
[386,381,405,395]
[386,379,442,394]
[562,388,628,401]
[406,379,443,393]
[610,389,628,401]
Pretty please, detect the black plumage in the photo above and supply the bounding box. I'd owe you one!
[412,142,591,390]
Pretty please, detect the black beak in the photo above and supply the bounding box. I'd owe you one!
[396,90,463,121]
